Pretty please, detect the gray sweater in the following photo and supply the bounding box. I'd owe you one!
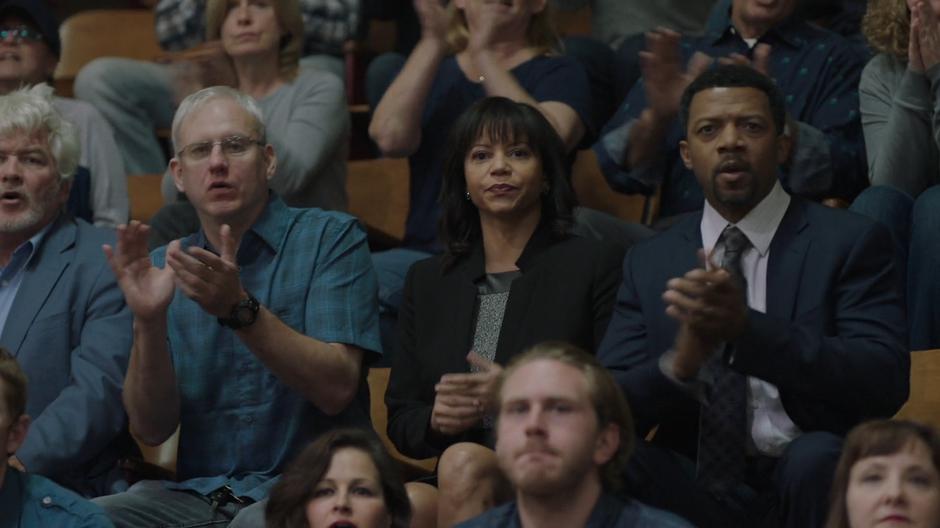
[259,69,349,211]
[859,53,940,196]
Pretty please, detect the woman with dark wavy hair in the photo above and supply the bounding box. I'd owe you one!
[265,428,412,528]
[825,420,940,528]
[385,97,624,526]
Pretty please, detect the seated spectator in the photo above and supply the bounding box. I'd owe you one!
[74,0,357,176]
[551,0,719,127]
[0,0,128,228]
[266,428,412,528]
[94,86,380,528]
[0,86,132,497]
[456,341,692,528]
[598,65,908,527]
[594,0,869,220]
[825,419,940,528]
[848,0,940,349]
[385,97,624,526]
[147,0,351,248]
[370,0,592,250]
[369,0,650,359]
[0,348,116,528]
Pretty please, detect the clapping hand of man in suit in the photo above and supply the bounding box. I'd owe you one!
[662,250,749,380]
[430,352,502,437]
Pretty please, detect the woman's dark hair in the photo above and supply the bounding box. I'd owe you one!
[825,419,940,528]
[438,96,576,263]
[265,428,411,528]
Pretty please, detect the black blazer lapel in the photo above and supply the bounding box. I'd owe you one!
[448,246,485,372]
[1,217,76,355]
[766,199,810,320]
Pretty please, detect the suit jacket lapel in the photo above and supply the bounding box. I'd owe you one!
[448,245,485,371]
[1,217,76,356]
[766,199,810,320]
[678,211,706,270]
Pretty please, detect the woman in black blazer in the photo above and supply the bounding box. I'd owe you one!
[384,97,624,526]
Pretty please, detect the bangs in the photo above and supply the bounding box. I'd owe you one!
[474,109,532,145]
[846,421,940,471]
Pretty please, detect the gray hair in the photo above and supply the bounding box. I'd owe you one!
[171,86,266,153]
[0,84,79,181]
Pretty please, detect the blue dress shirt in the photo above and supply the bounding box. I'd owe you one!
[0,468,114,528]
[0,224,52,337]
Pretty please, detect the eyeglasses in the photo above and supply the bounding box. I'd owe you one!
[177,135,264,161]
[0,26,44,44]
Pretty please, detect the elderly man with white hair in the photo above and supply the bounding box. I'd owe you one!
[0,85,133,497]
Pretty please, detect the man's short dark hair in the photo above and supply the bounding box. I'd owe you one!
[679,64,787,135]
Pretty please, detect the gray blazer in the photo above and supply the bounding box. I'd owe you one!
[1,215,132,497]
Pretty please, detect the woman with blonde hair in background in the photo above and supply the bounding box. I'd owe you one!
[149,0,349,247]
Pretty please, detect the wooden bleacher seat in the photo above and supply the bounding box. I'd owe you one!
[368,368,437,479]
[346,157,410,248]
[54,9,163,98]
[571,149,660,225]
[127,173,165,224]
[895,349,940,430]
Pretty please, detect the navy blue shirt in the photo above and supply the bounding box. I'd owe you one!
[594,11,869,217]
[406,54,593,251]
[455,493,693,528]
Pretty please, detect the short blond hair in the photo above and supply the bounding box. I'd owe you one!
[446,2,559,55]
[205,0,303,81]
[496,341,634,491]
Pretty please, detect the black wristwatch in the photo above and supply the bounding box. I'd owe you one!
[217,293,260,330]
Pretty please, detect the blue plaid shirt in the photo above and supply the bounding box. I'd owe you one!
[155,0,360,55]
[594,11,869,217]
[152,196,381,501]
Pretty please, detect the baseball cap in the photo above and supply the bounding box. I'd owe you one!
[0,0,61,57]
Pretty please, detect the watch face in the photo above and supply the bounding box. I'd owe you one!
[235,305,255,325]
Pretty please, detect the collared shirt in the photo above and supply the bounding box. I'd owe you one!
[594,9,869,217]
[154,0,360,55]
[0,222,54,336]
[0,468,115,528]
[152,196,381,501]
[455,492,693,528]
[700,181,802,456]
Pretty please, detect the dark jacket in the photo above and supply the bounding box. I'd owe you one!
[386,228,624,459]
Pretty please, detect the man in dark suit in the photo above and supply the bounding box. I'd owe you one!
[598,64,909,528]
[0,86,132,497]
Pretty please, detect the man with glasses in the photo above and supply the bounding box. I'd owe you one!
[0,0,128,228]
[95,86,381,528]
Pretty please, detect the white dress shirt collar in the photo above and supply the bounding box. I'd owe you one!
[701,181,791,258]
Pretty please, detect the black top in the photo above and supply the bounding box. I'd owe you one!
[385,226,625,459]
